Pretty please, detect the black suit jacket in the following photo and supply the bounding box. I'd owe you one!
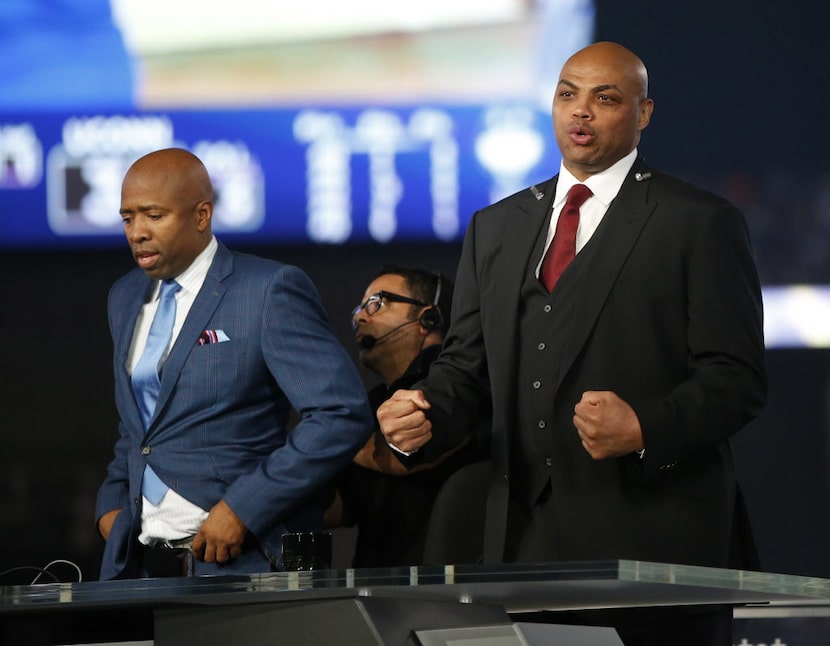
[413,159,767,568]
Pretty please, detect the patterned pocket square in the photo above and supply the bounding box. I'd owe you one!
[197,329,231,345]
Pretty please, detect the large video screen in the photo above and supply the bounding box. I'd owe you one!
[0,0,593,249]
[2,0,828,348]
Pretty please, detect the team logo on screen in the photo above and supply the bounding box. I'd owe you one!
[46,114,264,237]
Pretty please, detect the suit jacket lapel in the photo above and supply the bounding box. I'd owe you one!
[119,277,153,434]
[488,178,558,411]
[557,164,657,386]
[147,243,233,435]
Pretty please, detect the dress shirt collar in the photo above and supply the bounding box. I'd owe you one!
[149,236,218,301]
[553,148,639,210]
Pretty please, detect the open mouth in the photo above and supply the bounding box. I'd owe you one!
[135,250,159,269]
[568,125,595,146]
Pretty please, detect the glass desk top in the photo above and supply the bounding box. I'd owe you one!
[4,560,830,616]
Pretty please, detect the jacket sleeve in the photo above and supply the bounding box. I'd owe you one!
[632,199,767,473]
[413,210,493,462]
[95,282,136,524]
[221,265,373,536]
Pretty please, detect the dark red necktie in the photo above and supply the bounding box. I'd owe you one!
[540,183,593,292]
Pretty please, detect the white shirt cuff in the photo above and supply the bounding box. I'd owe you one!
[386,440,418,457]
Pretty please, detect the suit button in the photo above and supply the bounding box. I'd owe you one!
[537,420,546,429]
[532,380,541,389]
[134,498,140,506]
[141,446,151,455]
[545,457,552,467]
[543,305,552,313]
[537,342,546,350]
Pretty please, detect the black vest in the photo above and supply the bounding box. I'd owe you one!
[511,224,596,507]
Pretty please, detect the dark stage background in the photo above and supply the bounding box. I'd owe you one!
[2,0,830,584]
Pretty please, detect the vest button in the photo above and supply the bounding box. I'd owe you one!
[140,446,151,455]
[545,457,552,467]
[544,305,552,312]
[537,420,546,429]
[537,342,546,351]
[532,380,541,389]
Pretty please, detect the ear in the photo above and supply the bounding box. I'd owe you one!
[637,97,654,131]
[195,200,213,233]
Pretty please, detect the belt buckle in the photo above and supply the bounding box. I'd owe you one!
[164,537,194,550]
[165,538,194,577]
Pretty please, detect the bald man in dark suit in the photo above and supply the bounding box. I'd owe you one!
[378,42,766,646]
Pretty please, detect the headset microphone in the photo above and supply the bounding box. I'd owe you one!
[359,319,420,350]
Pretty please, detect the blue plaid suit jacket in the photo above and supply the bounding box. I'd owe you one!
[95,241,372,579]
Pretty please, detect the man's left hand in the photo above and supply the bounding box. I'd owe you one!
[191,499,248,563]
[573,391,644,459]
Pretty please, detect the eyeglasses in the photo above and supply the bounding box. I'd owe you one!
[351,290,427,328]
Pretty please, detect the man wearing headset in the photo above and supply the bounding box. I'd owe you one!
[326,265,486,567]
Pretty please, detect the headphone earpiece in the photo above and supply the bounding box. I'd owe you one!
[419,272,445,332]
[419,307,442,331]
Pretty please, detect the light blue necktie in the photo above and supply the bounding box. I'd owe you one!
[132,279,181,505]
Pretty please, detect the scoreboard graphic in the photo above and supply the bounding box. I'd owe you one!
[0,106,557,249]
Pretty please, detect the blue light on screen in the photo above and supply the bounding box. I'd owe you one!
[0,106,559,248]
[0,1,594,249]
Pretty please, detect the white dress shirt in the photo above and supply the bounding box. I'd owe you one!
[535,148,639,277]
[127,236,218,545]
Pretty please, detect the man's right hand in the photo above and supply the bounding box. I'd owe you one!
[377,389,433,453]
[98,509,121,540]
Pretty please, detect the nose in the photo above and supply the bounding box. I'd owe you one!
[126,218,149,243]
[352,307,368,330]
[572,101,592,119]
